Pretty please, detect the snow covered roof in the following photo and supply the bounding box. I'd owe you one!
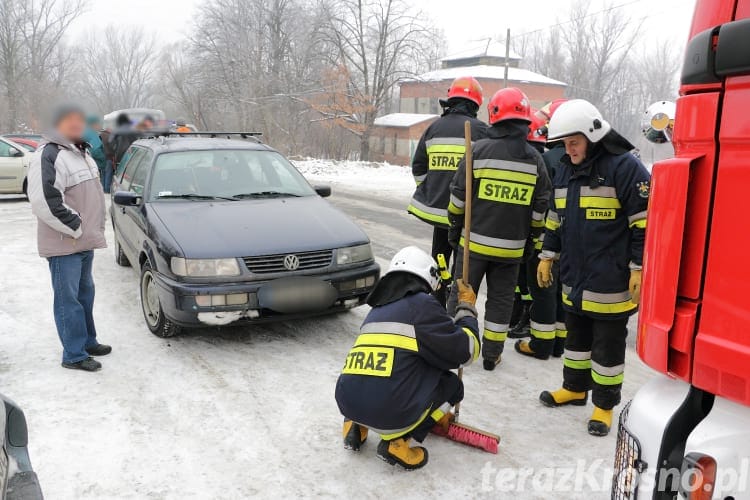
[373,113,439,128]
[411,65,566,87]
[443,41,522,62]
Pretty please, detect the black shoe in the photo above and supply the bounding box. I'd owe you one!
[342,420,368,451]
[62,357,102,372]
[588,420,610,437]
[483,354,502,371]
[86,344,112,356]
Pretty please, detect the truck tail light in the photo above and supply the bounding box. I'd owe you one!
[681,453,717,500]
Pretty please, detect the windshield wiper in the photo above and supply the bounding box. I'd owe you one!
[231,191,301,198]
[156,194,239,201]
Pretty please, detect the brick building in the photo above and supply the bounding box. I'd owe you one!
[369,113,438,165]
[370,42,567,164]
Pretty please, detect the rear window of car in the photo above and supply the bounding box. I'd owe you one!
[148,150,315,201]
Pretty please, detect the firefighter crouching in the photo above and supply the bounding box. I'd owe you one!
[536,99,650,437]
[446,88,552,371]
[335,246,480,470]
[407,76,489,306]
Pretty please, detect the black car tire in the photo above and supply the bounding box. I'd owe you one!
[114,238,131,267]
[140,262,180,338]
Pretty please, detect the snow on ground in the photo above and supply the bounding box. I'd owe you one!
[0,162,657,499]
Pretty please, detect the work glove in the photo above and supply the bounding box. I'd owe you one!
[537,258,554,288]
[457,279,477,306]
[629,270,642,304]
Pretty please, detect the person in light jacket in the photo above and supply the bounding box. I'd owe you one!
[28,103,112,372]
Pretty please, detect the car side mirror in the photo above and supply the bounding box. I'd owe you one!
[9,147,22,158]
[314,185,331,198]
[113,190,142,206]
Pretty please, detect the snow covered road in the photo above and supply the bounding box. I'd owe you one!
[0,161,656,499]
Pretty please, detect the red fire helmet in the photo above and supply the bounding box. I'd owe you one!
[527,110,548,143]
[488,87,531,125]
[447,76,483,106]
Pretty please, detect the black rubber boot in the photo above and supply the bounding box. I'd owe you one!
[508,304,531,338]
[483,354,502,371]
[86,344,112,356]
[342,419,368,451]
[62,357,102,372]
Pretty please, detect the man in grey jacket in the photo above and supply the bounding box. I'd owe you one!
[28,103,112,372]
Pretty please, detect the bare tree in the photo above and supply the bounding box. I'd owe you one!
[78,26,159,111]
[318,0,435,160]
[0,0,86,130]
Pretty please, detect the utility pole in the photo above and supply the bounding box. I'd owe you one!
[503,28,511,88]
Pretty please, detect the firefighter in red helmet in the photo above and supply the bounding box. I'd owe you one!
[447,88,552,370]
[408,76,489,306]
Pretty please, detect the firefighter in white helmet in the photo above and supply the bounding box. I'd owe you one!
[537,99,651,436]
[335,246,480,469]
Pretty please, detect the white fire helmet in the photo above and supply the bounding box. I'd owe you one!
[386,246,440,291]
[547,99,612,144]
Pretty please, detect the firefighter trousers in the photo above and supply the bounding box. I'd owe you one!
[404,371,464,443]
[562,311,628,410]
[448,251,518,359]
[526,256,567,357]
[431,226,453,307]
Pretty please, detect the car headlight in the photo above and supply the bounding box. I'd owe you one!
[171,257,241,277]
[336,244,373,265]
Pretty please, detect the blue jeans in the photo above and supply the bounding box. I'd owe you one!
[102,160,113,193]
[48,251,98,363]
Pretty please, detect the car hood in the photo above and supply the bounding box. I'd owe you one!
[149,196,369,258]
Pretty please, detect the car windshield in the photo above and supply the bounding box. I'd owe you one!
[148,149,315,202]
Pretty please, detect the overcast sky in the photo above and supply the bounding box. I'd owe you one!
[70,0,696,53]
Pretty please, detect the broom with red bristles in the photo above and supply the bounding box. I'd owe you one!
[431,121,500,454]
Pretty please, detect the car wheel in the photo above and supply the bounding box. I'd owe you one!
[114,238,131,267]
[140,263,180,338]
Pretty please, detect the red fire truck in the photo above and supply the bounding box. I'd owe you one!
[612,1,750,498]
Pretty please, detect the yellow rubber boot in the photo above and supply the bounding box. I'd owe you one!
[342,419,368,451]
[588,406,613,437]
[539,388,588,407]
[377,438,428,470]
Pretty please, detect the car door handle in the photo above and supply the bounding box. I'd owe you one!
[120,207,126,214]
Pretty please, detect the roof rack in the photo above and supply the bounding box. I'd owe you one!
[147,131,264,144]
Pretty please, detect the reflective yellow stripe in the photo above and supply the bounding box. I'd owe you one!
[556,329,568,339]
[354,333,418,352]
[629,219,647,229]
[473,168,537,185]
[545,218,561,231]
[561,292,573,306]
[555,198,566,209]
[483,329,507,342]
[586,208,616,220]
[426,144,465,154]
[591,371,624,386]
[563,358,591,370]
[447,202,464,215]
[531,328,556,340]
[579,196,622,209]
[463,328,481,362]
[342,347,394,377]
[459,237,525,259]
[531,219,545,228]
[581,300,637,314]
[407,204,449,226]
[427,144,465,171]
[379,407,432,441]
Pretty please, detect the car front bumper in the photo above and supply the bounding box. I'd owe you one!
[152,262,380,327]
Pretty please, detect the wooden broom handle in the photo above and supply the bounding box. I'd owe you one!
[455,121,473,422]
[462,120,473,281]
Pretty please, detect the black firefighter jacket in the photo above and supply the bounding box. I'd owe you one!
[335,292,479,434]
[448,121,552,262]
[408,108,488,228]
[541,146,651,320]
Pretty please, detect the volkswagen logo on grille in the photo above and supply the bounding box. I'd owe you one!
[283,254,300,271]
